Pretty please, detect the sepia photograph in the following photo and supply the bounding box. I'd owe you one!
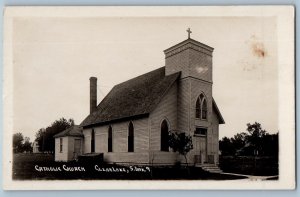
[3,6,295,190]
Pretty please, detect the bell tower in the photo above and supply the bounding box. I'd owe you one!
[163,29,214,163]
[164,37,213,82]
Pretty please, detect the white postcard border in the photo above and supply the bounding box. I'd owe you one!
[3,6,295,190]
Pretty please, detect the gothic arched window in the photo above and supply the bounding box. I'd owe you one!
[196,93,208,120]
[91,129,95,153]
[161,120,169,152]
[108,126,112,152]
[128,122,134,152]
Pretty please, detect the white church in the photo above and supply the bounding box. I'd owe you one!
[54,30,225,167]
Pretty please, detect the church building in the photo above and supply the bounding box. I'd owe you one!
[54,30,225,166]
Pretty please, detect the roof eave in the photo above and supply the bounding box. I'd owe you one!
[81,113,150,129]
[164,38,214,54]
[212,98,225,124]
[54,134,84,138]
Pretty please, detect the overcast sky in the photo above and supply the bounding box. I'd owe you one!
[12,16,278,141]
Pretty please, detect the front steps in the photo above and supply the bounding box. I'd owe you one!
[195,163,223,173]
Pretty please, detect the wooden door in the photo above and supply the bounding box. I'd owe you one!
[199,136,207,163]
[74,139,81,159]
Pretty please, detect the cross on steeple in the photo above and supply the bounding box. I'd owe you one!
[187,28,192,39]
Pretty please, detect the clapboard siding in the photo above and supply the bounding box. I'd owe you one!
[190,78,213,129]
[212,109,220,164]
[189,48,213,82]
[177,78,190,132]
[165,49,190,77]
[105,152,149,164]
[82,118,149,163]
[149,82,178,151]
[67,137,83,161]
[83,129,92,154]
[176,77,194,163]
[81,76,219,165]
[67,137,74,160]
[187,78,214,163]
[94,126,108,152]
[149,151,185,165]
[165,40,213,82]
[134,118,150,151]
[104,122,126,153]
[55,137,68,161]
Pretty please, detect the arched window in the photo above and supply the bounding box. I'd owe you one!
[202,99,207,120]
[128,122,134,152]
[196,93,208,120]
[91,129,95,153]
[196,97,201,118]
[161,120,169,152]
[108,126,112,152]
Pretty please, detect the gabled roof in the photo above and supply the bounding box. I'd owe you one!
[53,125,84,138]
[81,67,180,127]
[212,98,225,124]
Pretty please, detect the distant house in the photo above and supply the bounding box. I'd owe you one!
[54,35,225,165]
[32,141,40,153]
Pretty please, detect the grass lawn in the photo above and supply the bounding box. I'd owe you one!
[13,153,246,180]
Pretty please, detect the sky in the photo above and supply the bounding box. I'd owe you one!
[12,16,278,141]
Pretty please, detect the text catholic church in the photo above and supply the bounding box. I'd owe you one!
[54,30,225,166]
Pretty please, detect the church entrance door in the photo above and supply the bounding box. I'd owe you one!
[194,137,206,164]
[194,127,207,164]
[199,136,207,163]
[195,136,207,164]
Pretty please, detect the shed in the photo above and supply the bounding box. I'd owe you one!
[53,125,84,162]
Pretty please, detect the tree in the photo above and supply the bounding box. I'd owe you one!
[35,128,46,152]
[219,122,278,156]
[219,136,235,156]
[13,133,33,153]
[35,117,74,153]
[13,133,24,153]
[22,137,33,153]
[261,133,278,157]
[231,132,248,150]
[168,130,193,167]
[246,122,266,155]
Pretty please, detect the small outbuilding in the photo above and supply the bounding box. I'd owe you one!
[53,125,84,162]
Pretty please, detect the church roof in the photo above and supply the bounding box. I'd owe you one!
[53,125,84,138]
[80,67,181,127]
[212,98,225,124]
